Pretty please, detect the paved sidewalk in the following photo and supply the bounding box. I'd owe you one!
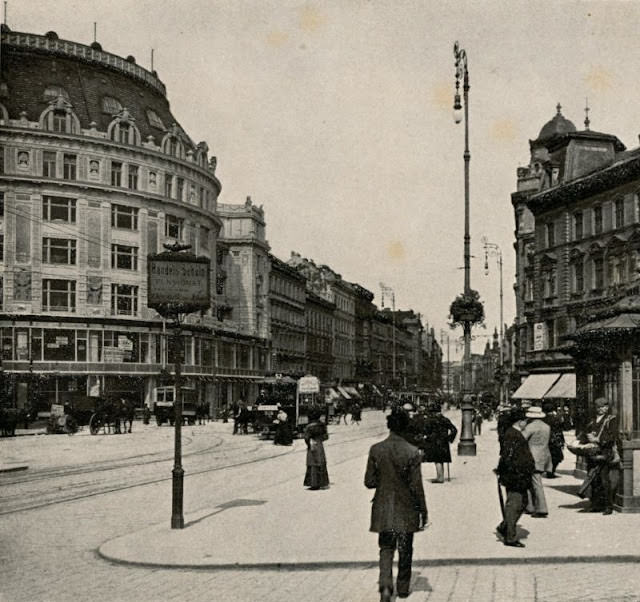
[99,415,640,569]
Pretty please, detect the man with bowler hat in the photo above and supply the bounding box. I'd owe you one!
[496,407,535,547]
[365,410,428,601]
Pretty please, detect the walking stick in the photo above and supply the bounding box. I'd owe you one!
[496,472,505,519]
[447,463,450,482]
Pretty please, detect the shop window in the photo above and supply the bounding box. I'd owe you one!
[111,204,139,230]
[32,328,43,361]
[43,196,76,223]
[43,329,76,361]
[42,151,57,178]
[42,238,77,265]
[62,154,77,180]
[76,330,87,362]
[110,284,138,316]
[42,279,76,312]
[111,244,138,270]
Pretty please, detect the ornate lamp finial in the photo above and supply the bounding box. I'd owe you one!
[584,98,590,130]
[556,102,562,115]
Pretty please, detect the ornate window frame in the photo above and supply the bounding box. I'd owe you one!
[38,96,80,134]
[107,108,141,146]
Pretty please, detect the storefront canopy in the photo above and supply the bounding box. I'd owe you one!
[345,386,360,398]
[337,386,352,399]
[543,373,576,399]
[371,385,382,396]
[325,388,340,400]
[512,373,560,400]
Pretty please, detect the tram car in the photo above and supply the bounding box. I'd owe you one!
[153,385,198,426]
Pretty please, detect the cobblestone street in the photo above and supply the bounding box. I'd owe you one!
[2,412,640,601]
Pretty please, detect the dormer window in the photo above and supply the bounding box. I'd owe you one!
[146,109,165,130]
[39,96,79,134]
[102,96,123,115]
[107,108,140,146]
[43,86,69,102]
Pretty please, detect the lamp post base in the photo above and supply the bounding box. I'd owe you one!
[171,466,185,529]
[457,401,477,457]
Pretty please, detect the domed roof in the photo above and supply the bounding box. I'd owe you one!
[537,103,576,140]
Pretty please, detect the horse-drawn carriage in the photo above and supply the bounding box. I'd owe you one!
[88,396,136,435]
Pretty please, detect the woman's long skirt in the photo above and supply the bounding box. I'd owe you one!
[304,463,329,489]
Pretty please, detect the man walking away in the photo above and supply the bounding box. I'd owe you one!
[522,406,552,517]
[365,410,428,601]
[496,407,535,548]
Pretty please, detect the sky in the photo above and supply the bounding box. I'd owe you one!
[11,0,640,359]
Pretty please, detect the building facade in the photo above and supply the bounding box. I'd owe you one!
[513,103,640,510]
[268,253,306,377]
[0,28,223,412]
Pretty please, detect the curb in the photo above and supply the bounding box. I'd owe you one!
[97,548,640,572]
[0,465,28,473]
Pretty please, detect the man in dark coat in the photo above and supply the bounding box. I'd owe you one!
[496,407,535,547]
[365,411,428,601]
[422,403,457,483]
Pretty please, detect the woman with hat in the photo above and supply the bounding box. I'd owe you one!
[522,406,552,517]
[303,408,330,490]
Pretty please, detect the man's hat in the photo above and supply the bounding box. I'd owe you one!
[525,406,546,419]
[594,397,609,407]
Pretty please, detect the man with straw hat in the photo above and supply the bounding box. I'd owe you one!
[522,405,552,517]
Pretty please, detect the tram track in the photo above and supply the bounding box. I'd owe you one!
[0,423,385,516]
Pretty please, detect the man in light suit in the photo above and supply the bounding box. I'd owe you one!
[522,405,552,517]
[365,410,428,602]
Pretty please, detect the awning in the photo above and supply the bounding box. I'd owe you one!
[511,373,560,400]
[325,388,340,400]
[337,386,352,399]
[543,373,576,399]
[371,385,382,396]
[345,386,360,398]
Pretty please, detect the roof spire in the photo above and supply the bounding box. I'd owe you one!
[556,102,562,115]
[584,97,590,130]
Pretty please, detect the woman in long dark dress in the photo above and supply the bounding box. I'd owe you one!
[273,408,294,446]
[303,409,329,490]
[422,402,457,483]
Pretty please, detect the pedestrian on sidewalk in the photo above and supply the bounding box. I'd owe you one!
[580,397,621,514]
[422,401,457,483]
[543,400,565,478]
[303,408,329,490]
[365,410,428,602]
[472,407,483,435]
[522,406,552,517]
[351,401,362,425]
[496,407,535,548]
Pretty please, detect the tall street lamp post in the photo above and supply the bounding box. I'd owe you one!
[453,41,476,456]
[380,283,396,388]
[483,238,506,403]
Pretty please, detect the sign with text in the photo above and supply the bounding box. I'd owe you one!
[534,322,545,351]
[147,252,211,312]
[298,375,320,394]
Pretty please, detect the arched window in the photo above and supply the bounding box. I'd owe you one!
[102,96,123,115]
[107,108,141,146]
[39,96,80,134]
[43,86,70,102]
[161,125,185,159]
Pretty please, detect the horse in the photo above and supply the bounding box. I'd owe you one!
[119,398,136,433]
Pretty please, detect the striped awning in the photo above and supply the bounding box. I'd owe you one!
[543,373,576,399]
[337,386,352,399]
[512,373,560,400]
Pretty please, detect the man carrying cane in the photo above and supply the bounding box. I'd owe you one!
[496,407,535,548]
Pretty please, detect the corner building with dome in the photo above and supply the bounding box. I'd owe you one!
[0,27,257,414]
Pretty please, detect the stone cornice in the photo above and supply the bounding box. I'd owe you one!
[527,152,640,215]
